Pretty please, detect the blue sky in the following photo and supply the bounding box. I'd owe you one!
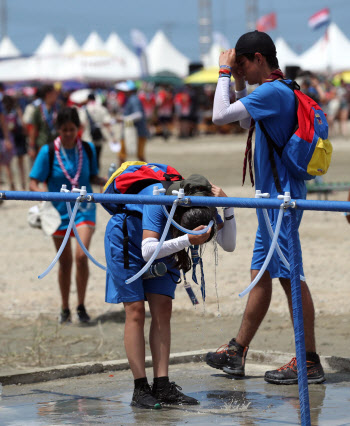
[6,0,350,59]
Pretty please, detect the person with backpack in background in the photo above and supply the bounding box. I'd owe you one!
[28,84,58,161]
[103,163,236,409]
[29,107,107,324]
[79,93,113,170]
[206,31,328,385]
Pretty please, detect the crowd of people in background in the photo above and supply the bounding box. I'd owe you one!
[0,71,349,191]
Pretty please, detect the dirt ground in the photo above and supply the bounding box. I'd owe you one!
[0,134,350,376]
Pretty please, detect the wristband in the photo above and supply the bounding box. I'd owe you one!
[220,65,232,71]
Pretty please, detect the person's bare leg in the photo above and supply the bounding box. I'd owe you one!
[17,155,26,190]
[124,300,146,379]
[4,163,15,190]
[146,293,172,378]
[279,278,316,353]
[53,237,73,310]
[75,226,94,306]
[236,270,272,347]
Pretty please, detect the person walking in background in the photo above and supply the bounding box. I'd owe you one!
[174,86,192,139]
[205,31,325,385]
[28,84,58,161]
[0,93,15,190]
[3,95,28,190]
[79,93,113,170]
[29,107,107,324]
[115,80,148,165]
[155,85,173,140]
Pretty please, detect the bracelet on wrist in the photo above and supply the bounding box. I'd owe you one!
[220,65,232,70]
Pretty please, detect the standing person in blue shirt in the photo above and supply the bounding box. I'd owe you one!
[104,172,236,409]
[116,80,148,165]
[29,107,107,324]
[205,31,325,385]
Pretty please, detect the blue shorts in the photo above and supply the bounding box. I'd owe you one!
[104,213,179,304]
[251,209,304,280]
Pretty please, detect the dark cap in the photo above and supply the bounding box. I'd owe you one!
[166,174,212,197]
[235,30,276,57]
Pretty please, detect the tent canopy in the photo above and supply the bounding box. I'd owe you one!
[35,34,61,56]
[299,23,350,72]
[146,30,189,77]
[61,35,80,55]
[275,38,300,71]
[0,36,21,58]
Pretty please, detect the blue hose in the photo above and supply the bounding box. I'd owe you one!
[38,200,80,279]
[262,208,306,281]
[239,207,284,297]
[162,205,214,235]
[66,202,107,271]
[126,200,179,284]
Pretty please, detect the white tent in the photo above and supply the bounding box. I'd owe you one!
[35,34,61,56]
[82,31,106,53]
[146,30,189,77]
[299,23,350,72]
[61,35,80,55]
[202,43,223,68]
[275,38,300,71]
[0,36,21,58]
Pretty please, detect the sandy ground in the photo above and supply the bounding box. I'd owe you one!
[0,134,350,374]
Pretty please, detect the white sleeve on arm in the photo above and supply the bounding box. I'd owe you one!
[142,234,191,262]
[216,207,236,252]
[123,111,142,122]
[212,77,251,129]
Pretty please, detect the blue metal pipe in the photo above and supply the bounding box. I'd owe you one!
[286,208,311,426]
[1,191,350,212]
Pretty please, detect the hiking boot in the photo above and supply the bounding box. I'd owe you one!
[206,338,248,377]
[59,308,71,324]
[77,304,90,324]
[152,381,199,405]
[131,383,162,409]
[264,357,326,385]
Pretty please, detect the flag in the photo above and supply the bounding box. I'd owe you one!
[130,29,149,77]
[308,8,331,30]
[256,12,277,32]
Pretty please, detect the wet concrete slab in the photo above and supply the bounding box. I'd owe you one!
[1,362,350,425]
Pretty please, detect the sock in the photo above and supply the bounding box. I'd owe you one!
[306,352,320,364]
[134,377,148,389]
[153,376,169,389]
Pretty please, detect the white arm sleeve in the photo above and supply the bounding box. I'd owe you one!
[142,234,191,262]
[123,111,142,122]
[212,77,251,129]
[216,207,236,252]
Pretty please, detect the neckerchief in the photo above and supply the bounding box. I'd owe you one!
[54,136,83,188]
[242,68,285,187]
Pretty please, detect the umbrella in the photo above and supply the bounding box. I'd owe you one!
[185,67,224,84]
[69,88,92,104]
[143,71,183,86]
[333,71,350,86]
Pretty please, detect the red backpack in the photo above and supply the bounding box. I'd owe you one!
[102,161,183,215]
[259,80,333,192]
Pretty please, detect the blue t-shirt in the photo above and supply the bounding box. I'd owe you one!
[124,94,149,138]
[29,142,98,230]
[240,80,306,200]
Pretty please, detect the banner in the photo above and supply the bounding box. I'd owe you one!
[130,29,149,77]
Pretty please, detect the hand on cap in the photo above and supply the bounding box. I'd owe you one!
[219,49,243,80]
